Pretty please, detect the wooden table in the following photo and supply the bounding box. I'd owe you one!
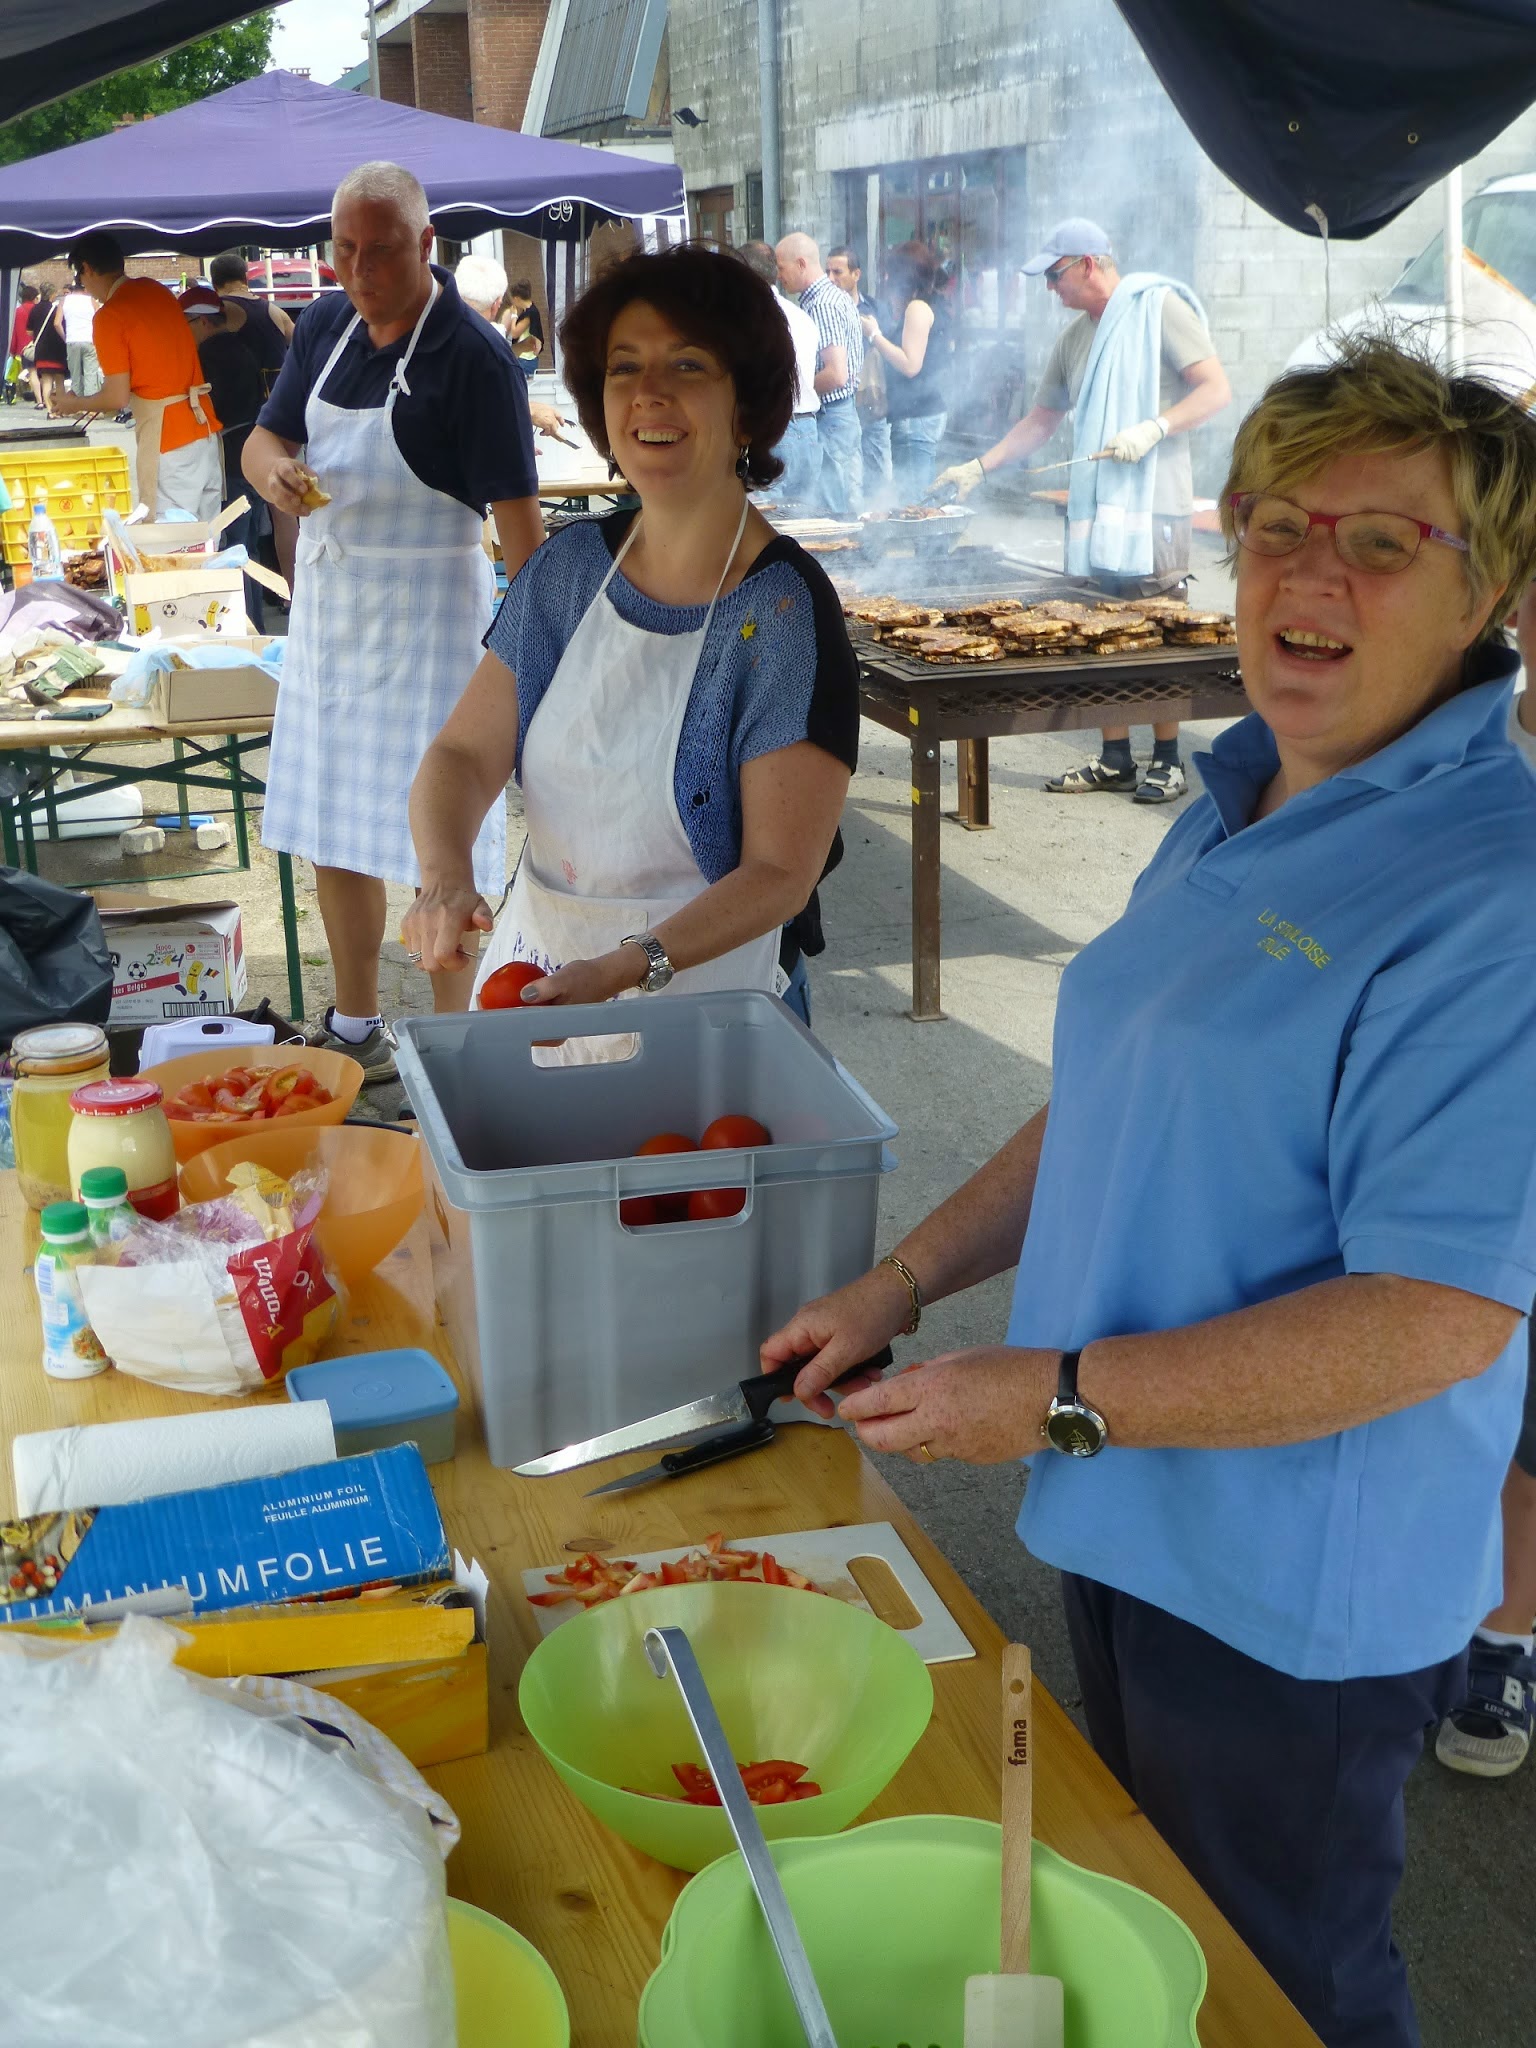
[857,643,1250,1019]
[0,703,305,1020]
[0,1174,1319,2048]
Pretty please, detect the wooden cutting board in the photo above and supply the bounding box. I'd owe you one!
[520,1519,975,1665]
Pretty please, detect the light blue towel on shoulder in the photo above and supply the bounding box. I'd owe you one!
[1066,272,1206,581]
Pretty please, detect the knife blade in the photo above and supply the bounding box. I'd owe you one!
[582,1419,779,1497]
[512,1347,893,1479]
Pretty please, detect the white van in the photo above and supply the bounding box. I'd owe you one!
[1286,173,1536,393]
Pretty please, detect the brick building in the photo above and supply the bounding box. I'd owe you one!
[668,0,1536,482]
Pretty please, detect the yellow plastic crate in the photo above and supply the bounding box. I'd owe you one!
[0,442,132,567]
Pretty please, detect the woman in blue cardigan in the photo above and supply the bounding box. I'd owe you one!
[404,246,858,1021]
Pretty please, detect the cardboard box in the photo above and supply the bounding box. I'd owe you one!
[94,891,247,1021]
[147,636,281,727]
[10,1567,491,1767]
[0,1446,451,1627]
[125,569,251,640]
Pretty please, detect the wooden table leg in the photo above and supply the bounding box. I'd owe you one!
[909,727,944,1021]
[956,737,992,830]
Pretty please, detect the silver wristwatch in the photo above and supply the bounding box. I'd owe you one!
[622,932,674,992]
[1041,1350,1108,1457]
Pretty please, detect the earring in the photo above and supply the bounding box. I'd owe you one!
[735,447,750,481]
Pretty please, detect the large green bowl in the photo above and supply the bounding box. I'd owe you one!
[516,1580,933,1872]
[639,1814,1207,2047]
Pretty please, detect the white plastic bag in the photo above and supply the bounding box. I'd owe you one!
[0,1618,457,2046]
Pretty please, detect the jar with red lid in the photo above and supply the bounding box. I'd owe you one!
[67,1079,179,1221]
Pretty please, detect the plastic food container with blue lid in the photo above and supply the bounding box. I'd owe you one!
[287,1349,459,1465]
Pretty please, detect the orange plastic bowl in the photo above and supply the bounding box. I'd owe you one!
[149,1045,363,1162]
[178,1124,424,1286]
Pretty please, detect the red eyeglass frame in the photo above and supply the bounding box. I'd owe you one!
[1228,492,1469,559]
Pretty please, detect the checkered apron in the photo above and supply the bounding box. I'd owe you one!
[261,285,503,890]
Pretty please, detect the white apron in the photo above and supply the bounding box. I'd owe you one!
[474,504,778,1056]
[260,284,502,891]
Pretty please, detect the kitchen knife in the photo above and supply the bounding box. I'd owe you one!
[582,1419,778,1497]
[512,1347,893,1480]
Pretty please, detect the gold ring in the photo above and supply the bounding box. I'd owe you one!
[919,1442,936,1462]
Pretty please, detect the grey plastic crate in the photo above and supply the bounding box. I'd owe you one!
[394,993,898,1470]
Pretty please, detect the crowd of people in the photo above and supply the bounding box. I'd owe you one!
[7,158,1536,2048]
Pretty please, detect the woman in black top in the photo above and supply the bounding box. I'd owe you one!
[501,279,543,381]
[860,241,950,502]
[27,289,67,412]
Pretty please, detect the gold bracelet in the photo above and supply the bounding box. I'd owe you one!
[878,1252,923,1335]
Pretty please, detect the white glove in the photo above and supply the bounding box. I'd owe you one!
[1098,417,1167,464]
[933,458,986,501]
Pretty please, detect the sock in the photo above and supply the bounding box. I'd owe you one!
[1475,1624,1536,1657]
[1152,739,1182,768]
[1100,737,1133,771]
[328,1009,383,1045]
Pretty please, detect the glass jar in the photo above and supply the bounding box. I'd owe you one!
[67,1078,178,1221]
[11,1024,111,1211]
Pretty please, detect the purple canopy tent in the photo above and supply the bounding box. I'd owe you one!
[0,69,684,265]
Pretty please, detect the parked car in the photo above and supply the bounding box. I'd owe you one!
[245,256,339,308]
[1286,173,1536,396]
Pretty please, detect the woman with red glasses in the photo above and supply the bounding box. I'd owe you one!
[764,333,1536,2048]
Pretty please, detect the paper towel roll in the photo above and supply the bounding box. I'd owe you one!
[13,1401,338,1517]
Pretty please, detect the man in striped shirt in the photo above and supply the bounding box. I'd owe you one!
[777,232,864,518]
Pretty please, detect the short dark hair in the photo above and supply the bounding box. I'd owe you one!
[510,278,533,299]
[884,240,939,304]
[560,244,794,487]
[828,245,861,272]
[18,282,38,303]
[68,231,125,276]
[736,241,778,286]
[209,252,248,289]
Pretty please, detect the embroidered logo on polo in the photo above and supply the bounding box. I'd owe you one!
[1256,908,1331,968]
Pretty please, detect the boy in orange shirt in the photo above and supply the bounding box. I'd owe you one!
[53,232,222,518]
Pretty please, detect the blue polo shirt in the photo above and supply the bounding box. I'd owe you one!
[1009,647,1536,1682]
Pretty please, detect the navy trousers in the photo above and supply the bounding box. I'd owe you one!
[1061,1573,1465,2048]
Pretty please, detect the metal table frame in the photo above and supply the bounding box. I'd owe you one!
[857,641,1249,1019]
[0,720,305,1022]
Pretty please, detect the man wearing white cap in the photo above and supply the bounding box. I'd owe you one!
[935,220,1230,803]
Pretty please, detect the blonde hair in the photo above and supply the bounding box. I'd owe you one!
[1221,331,1536,637]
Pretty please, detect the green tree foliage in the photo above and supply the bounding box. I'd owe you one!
[0,13,275,168]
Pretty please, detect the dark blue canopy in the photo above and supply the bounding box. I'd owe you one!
[1115,0,1536,239]
[0,1,255,126]
[0,68,685,264]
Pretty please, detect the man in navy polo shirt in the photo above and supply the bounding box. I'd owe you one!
[244,161,542,1078]
[766,336,1536,2048]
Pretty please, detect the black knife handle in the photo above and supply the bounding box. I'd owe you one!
[744,1345,894,1424]
[656,1420,778,1480]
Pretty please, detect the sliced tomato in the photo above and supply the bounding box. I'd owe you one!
[788,1781,822,1800]
[740,1760,807,1790]
[760,1553,787,1586]
[699,1114,771,1150]
[288,1068,318,1096]
[659,1559,689,1586]
[260,1067,303,1114]
[180,1080,217,1113]
[671,1762,718,1805]
[273,1097,311,1117]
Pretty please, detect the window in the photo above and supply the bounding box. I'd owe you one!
[745,173,764,244]
[690,186,736,248]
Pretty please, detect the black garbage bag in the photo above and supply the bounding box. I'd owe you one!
[0,867,113,1051]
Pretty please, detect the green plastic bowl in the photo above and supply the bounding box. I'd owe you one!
[517,1580,933,1872]
[639,1815,1207,2047]
[447,1899,568,2048]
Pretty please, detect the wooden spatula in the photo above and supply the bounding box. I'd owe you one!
[964,1643,1065,2046]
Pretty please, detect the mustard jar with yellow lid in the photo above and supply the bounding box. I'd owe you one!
[10,1023,110,1211]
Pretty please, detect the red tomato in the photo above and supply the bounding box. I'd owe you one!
[479,961,546,1010]
[289,1068,317,1096]
[686,1187,746,1221]
[699,1114,771,1150]
[619,1134,697,1227]
[637,1132,697,1155]
[273,1097,311,1117]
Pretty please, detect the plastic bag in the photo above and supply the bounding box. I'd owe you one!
[0,1617,457,2046]
[0,866,113,1051]
[112,636,283,709]
[77,1167,345,1395]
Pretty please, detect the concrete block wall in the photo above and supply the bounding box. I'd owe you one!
[467,0,552,129]
[413,11,473,118]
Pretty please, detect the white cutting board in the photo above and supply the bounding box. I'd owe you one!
[521,1519,974,1665]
